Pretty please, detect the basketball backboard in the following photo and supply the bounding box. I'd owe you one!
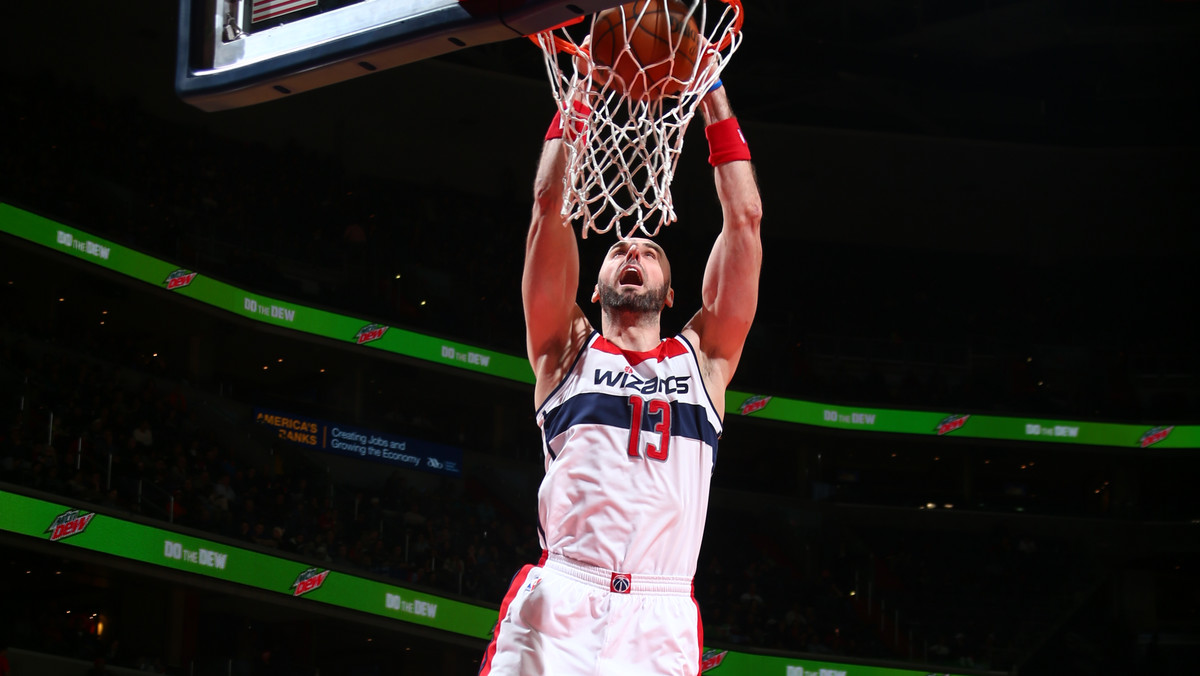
[176,0,627,112]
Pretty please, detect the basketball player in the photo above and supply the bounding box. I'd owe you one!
[480,81,761,676]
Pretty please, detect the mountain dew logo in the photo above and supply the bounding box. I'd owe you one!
[46,509,96,542]
[700,649,727,672]
[355,324,388,345]
[935,414,970,435]
[291,567,330,596]
[738,395,772,415]
[1138,426,1174,448]
[164,269,198,290]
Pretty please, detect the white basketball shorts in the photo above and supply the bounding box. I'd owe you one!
[479,553,703,676]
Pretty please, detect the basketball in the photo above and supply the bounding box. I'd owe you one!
[590,0,701,100]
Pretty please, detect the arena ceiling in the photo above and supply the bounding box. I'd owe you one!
[10,1,1199,147]
[438,0,1200,146]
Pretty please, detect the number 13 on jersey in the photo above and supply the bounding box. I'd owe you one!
[627,395,671,461]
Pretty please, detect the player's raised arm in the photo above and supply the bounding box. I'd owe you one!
[683,83,764,404]
[523,108,593,405]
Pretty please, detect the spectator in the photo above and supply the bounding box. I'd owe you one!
[211,473,236,512]
[131,420,154,448]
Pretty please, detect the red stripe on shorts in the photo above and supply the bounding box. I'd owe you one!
[693,581,704,676]
[478,551,550,675]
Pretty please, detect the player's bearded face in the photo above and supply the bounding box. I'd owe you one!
[598,278,668,313]
[595,238,672,314]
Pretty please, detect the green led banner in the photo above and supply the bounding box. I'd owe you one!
[725,392,1200,450]
[3,202,1197,450]
[0,490,495,638]
[698,649,969,676]
[0,489,971,676]
[0,203,533,384]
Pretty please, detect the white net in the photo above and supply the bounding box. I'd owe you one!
[534,0,743,239]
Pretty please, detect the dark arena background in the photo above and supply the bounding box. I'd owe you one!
[2,1,1199,675]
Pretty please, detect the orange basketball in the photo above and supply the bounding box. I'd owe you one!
[590,0,701,100]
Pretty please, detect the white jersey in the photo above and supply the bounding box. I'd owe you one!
[535,331,723,578]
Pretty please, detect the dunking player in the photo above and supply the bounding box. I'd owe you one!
[480,81,762,675]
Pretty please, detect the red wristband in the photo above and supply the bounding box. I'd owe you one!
[705,117,751,166]
[545,101,591,140]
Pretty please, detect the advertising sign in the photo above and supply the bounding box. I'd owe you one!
[254,407,462,476]
[0,490,493,637]
[726,390,1200,450]
[0,204,532,383]
[0,489,972,676]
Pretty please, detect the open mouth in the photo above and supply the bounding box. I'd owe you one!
[618,265,643,286]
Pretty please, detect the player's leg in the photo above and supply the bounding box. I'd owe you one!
[599,592,703,676]
[479,564,542,675]
[480,564,608,675]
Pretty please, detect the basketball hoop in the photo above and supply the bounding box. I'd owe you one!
[532,1,744,239]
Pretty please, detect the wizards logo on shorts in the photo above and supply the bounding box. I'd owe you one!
[46,509,96,542]
[935,414,970,436]
[610,572,632,594]
[355,323,389,345]
[291,567,330,597]
[1138,426,1175,448]
[164,269,198,290]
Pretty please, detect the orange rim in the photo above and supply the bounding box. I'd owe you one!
[529,0,743,56]
[713,0,744,53]
[528,31,589,57]
[526,14,586,54]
